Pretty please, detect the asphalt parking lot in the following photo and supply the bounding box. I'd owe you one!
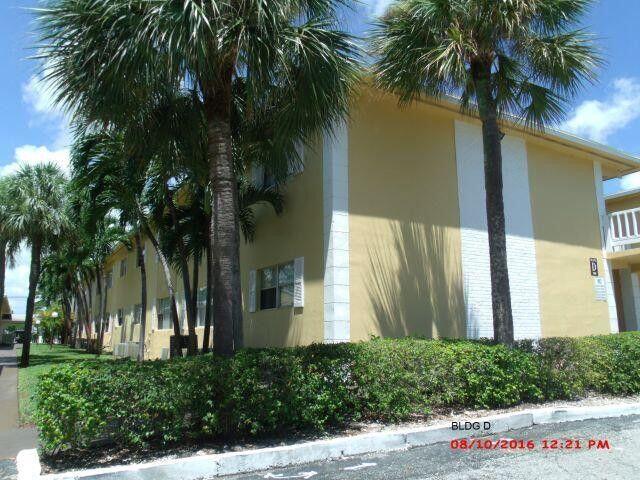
[222,415,640,480]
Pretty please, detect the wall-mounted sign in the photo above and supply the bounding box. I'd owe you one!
[589,257,599,277]
[594,277,606,301]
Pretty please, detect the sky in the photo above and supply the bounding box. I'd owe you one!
[1,0,640,314]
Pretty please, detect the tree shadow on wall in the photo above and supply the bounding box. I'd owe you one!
[365,221,465,339]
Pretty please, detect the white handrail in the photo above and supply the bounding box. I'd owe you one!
[608,207,640,249]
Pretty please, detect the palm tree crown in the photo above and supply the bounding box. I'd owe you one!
[373,0,600,127]
[7,163,67,246]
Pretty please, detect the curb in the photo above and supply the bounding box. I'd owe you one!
[20,402,640,480]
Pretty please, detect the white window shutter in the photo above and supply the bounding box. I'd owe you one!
[249,270,257,313]
[294,257,304,308]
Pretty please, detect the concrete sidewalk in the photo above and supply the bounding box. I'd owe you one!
[0,345,37,478]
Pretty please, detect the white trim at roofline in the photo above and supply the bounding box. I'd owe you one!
[417,92,640,173]
[605,186,640,202]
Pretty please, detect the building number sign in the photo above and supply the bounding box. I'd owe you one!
[589,258,599,277]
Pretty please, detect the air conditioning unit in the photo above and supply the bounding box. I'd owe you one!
[114,343,127,358]
[127,342,139,359]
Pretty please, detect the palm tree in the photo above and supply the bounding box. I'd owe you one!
[37,0,360,355]
[7,164,67,367]
[372,0,600,344]
[71,129,185,359]
[0,177,20,318]
[39,249,78,345]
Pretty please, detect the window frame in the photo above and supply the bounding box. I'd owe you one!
[196,287,208,327]
[259,261,294,311]
[120,258,127,277]
[133,304,143,325]
[156,297,172,330]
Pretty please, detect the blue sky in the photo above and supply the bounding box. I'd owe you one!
[1,0,640,314]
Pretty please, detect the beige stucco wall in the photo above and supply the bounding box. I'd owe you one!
[527,144,611,336]
[348,91,466,341]
[239,135,325,347]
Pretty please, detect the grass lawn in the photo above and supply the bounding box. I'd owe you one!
[17,343,112,425]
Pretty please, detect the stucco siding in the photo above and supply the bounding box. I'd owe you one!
[239,135,325,347]
[348,92,466,341]
[527,144,611,336]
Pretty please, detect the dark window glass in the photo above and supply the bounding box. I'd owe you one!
[260,287,277,310]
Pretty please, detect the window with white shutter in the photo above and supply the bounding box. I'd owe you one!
[256,261,295,310]
[196,287,207,326]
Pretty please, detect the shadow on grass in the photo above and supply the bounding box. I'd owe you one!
[17,345,109,369]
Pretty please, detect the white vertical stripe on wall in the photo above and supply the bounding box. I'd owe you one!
[454,120,542,340]
[323,120,350,343]
[455,121,494,338]
[593,161,619,332]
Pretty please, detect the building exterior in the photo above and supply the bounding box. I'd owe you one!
[603,187,640,332]
[1,297,25,344]
[81,87,640,359]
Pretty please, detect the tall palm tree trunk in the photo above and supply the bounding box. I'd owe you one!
[81,278,94,351]
[20,239,42,368]
[205,85,242,356]
[191,253,199,332]
[75,288,88,348]
[0,242,6,316]
[62,295,71,346]
[135,232,147,362]
[473,60,514,345]
[95,268,105,354]
[166,191,198,355]
[99,274,109,350]
[202,243,212,353]
[139,217,182,357]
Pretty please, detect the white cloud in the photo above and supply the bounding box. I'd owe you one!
[0,145,70,177]
[22,74,61,117]
[362,0,393,16]
[619,172,640,191]
[22,73,71,150]
[4,246,30,316]
[562,78,640,143]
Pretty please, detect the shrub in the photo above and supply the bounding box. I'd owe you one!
[34,332,640,455]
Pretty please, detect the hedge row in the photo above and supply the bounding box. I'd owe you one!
[34,333,640,454]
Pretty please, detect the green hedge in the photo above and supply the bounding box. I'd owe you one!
[34,333,640,454]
